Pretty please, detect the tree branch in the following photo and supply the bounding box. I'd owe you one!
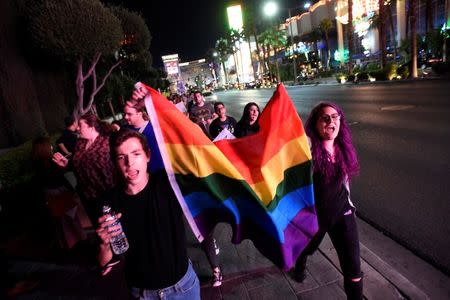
[84,67,98,114]
[85,60,122,113]
[93,60,122,98]
[83,52,101,81]
[74,57,84,120]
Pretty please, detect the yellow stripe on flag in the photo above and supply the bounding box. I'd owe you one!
[249,135,311,205]
[166,144,244,180]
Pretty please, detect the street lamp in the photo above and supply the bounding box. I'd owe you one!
[287,8,298,85]
[211,51,218,86]
[263,2,278,17]
[263,1,311,85]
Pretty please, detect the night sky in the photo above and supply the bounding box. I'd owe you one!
[104,0,300,67]
[104,0,230,67]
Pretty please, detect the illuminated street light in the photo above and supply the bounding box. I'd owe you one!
[263,1,313,85]
[227,5,243,30]
[263,1,278,17]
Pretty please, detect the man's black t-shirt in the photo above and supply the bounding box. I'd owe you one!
[209,116,237,139]
[189,102,214,123]
[56,129,78,154]
[105,173,188,289]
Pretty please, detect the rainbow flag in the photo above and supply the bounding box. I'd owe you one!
[143,83,318,270]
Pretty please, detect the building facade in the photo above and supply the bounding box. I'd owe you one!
[284,0,448,66]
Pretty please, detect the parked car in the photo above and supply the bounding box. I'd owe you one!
[245,81,257,89]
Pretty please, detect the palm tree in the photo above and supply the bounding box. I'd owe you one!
[242,25,256,78]
[426,0,433,33]
[243,3,265,76]
[205,48,220,85]
[228,29,245,85]
[319,18,334,69]
[258,31,270,75]
[379,0,387,67]
[410,0,418,77]
[215,38,232,85]
[444,0,449,62]
[347,0,354,73]
[259,27,287,82]
[385,0,398,60]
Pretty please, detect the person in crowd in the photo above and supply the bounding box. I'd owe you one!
[52,113,116,224]
[209,102,237,140]
[124,89,164,173]
[186,90,195,113]
[32,137,73,193]
[234,102,260,138]
[96,130,200,299]
[56,116,78,157]
[188,91,217,137]
[32,136,87,248]
[111,120,122,132]
[129,85,223,287]
[293,102,362,299]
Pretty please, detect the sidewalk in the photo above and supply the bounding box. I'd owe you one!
[189,218,449,300]
[3,215,449,299]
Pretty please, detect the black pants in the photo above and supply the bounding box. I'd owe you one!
[296,213,362,298]
[201,231,220,270]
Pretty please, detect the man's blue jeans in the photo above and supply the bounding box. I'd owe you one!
[130,260,200,300]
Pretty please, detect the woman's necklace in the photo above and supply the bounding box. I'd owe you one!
[325,145,336,162]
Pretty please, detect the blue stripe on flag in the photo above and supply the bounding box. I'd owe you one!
[184,184,314,243]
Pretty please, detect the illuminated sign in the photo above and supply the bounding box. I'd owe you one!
[354,11,374,37]
[227,5,243,30]
[335,0,378,24]
[334,49,349,62]
[165,61,179,75]
[162,54,179,76]
[297,42,310,54]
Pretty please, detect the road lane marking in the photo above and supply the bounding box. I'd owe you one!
[380,105,415,111]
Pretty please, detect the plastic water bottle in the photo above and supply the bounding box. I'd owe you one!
[213,238,220,255]
[102,205,129,255]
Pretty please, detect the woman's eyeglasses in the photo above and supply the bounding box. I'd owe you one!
[319,114,341,123]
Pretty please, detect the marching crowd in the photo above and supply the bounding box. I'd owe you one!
[23,84,363,299]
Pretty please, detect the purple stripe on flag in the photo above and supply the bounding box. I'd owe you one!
[193,206,318,270]
[281,207,318,270]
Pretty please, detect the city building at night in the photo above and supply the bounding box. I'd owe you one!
[284,0,447,66]
[179,58,216,89]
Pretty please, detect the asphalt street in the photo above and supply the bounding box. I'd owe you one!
[215,79,450,273]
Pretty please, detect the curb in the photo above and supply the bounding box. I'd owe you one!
[318,233,430,299]
[359,243,430,299]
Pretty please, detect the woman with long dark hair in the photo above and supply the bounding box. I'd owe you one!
[294,102,363,299]
[234,102,260,138]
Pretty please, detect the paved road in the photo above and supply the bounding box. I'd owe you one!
[214,80,450,273]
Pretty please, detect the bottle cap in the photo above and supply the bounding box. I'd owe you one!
[102,205,111,214]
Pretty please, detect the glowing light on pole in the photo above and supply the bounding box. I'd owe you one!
[263,2,278,17]
[227,5,247,84]
[227,5,243,30]
[264,1,310,85]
